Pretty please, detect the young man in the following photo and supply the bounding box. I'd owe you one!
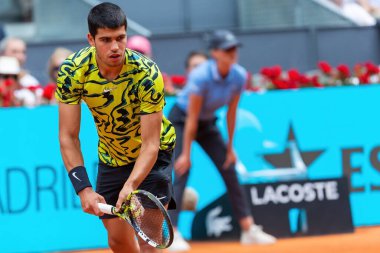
[55,3,176,253]
[168,30,276,251]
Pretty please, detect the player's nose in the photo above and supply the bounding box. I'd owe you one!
[111,40,119,51]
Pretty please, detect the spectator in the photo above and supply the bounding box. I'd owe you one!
[167,30,276,252]
[357,0,380,18]
[0,56,36,107]
[126,35,152,58]
[0,56,20,107]
[330,0,377,25]
[185,51,208,74]
[0,37,40,88]
[127,35,176,95]
[171,51,208,89]
[42,47,73,104]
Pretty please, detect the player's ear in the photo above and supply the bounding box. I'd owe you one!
[87,33,95,47]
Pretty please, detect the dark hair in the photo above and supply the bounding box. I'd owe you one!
[185,51,208,69]
[87,2,127,37]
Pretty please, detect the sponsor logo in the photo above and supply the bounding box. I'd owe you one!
[103,87,117,94]
[206,206,233,237]
[72,172,82,182]
[156,196,166,201]
[250,181,340,205]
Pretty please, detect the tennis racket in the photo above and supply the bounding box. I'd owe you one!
[98,189,174,249]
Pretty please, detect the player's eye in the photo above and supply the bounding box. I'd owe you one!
[100,37,111,43]
[117,35,126,41]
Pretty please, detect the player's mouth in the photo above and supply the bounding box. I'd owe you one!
[109,54,121,60]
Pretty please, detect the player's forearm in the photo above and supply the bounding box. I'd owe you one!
[126,143,159,189]
[182,118,198,157]
[226,109,236,151]
[226,94,240,150]
[59,135,84,171]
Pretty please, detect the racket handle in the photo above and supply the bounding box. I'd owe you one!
[98,203,114,215]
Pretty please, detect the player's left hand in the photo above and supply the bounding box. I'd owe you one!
[116,183,134,212]
[223,148,237,169]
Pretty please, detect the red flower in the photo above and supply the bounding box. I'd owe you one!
[288,69,300,82]
[359,73,370,84]
[171,75,186,86]
[271,65,282,79]
[260,67,271,78]
[28,85,42,92]
[298,74,310,86]
[318,61,333,75]
[311,75,323,87]
[337,64,350,79]
[365,61,379,75]
[272,79,288,89]
[260,66,282,80]
[43,83,56,100]
[354,63,364,76]
[287,80,299,89]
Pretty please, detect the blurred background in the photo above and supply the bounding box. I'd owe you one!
[0,0,380,253]
[1,0,380,84]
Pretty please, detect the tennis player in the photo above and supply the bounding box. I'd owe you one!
[55,2,176,253]
[168,30,276,251]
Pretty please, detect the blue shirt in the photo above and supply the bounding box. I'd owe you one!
[176,59,247,120]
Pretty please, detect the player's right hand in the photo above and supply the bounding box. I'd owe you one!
[78,187,106,216]
[175,154,191,176]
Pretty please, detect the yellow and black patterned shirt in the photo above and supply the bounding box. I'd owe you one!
[55,46,176,167]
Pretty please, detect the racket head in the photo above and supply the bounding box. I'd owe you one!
[125,189,174,249]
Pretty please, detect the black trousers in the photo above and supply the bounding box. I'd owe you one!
[168,104,250,227]
[97,150,176,219]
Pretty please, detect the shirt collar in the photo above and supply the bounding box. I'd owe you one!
[210,59,234,83]
[210,60,221,82]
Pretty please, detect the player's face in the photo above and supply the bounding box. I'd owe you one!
[4,39,27,66]
[88,26,127,68]
[186,55,208,73]
[212,46,238,67]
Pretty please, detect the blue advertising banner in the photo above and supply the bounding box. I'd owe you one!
[230,86,380,227]
[1,86,380,252]
[0,105,105,253]
[179,86,380,238]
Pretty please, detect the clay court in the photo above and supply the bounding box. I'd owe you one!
[66,226,380,253]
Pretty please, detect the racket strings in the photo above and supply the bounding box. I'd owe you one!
[129,193,171,247]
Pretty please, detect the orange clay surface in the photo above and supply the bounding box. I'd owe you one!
[64,226,380,253]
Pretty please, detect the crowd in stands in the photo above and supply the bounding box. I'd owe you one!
[1,22,380,107]
[0,35,179,107]
[0,35,211,107]
[329,0,380,25]
[0,36,73,107]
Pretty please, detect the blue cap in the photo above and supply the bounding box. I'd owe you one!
[208,30,242,50]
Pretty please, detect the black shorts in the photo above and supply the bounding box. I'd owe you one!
[96,150,177,219]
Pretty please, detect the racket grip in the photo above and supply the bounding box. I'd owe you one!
[98,203,114,215]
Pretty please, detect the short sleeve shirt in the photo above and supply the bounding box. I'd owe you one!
[55,47,176,167]
[176,59,247,120]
